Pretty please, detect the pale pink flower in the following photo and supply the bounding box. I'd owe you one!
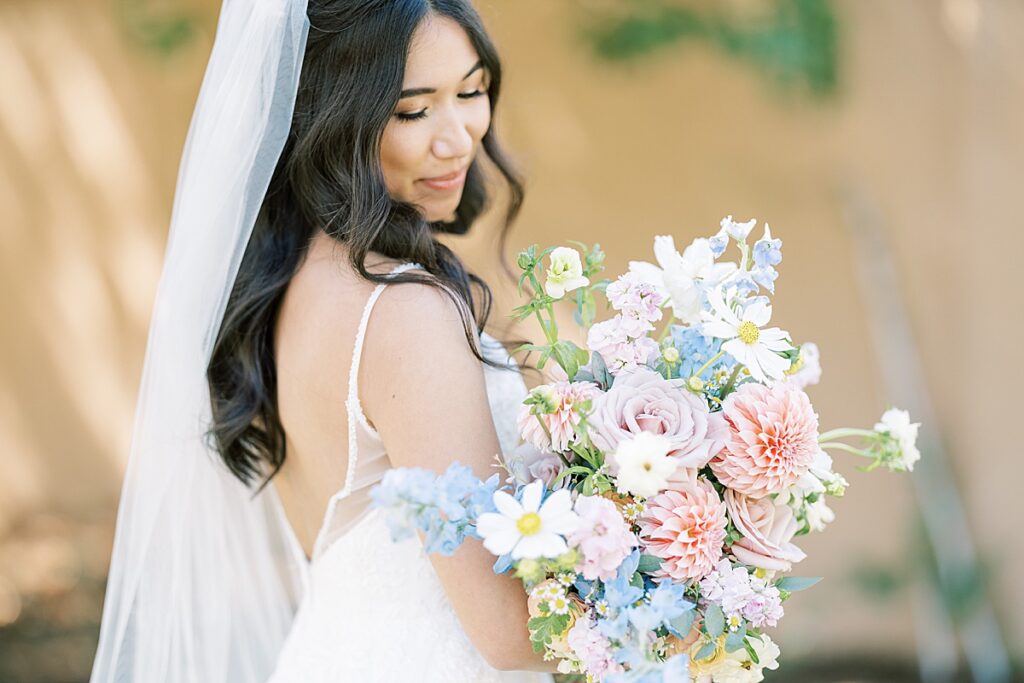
[505,443,566,488]
[568,495,638,581]
[710,381,819,499]
[517,380,600,454]
[606,271,666,323]
[699,558,784,628]
[589,368,728,471]
[637,475,728,582]
[586,316,658,372]
[567,617,622,678]
[724,489,806,572]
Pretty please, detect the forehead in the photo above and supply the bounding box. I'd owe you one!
[404,14,481,85]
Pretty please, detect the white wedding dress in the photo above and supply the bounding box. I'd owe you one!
[266,263,553,683]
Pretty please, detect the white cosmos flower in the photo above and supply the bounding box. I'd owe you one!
[476,480,579,559]
[544,247,589,298]
[702,288,793,384]
[628,235,736,325]
[613,432,678,499]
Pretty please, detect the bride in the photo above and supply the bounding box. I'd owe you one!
[90,0,557,681]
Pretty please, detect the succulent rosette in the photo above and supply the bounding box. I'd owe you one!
[373,226,919,682]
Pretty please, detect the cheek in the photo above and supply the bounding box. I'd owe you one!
[380,124,428,199]
[469,99,492,144]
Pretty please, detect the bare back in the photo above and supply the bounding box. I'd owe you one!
[271,232,405,560]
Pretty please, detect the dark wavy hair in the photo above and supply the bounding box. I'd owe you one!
[205,0,525,490]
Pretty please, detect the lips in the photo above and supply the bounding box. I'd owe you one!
[419,166,468,191]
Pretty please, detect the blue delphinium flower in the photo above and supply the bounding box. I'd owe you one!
[371,467,437,541]
[752,224,783,294]
[606,642,690,682]
[371,463,499,556]
[708,229,729,258]
[627,580,694,635]
[669,326,736,381]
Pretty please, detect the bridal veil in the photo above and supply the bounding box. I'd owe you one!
[90,1,310,680]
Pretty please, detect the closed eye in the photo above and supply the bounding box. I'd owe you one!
[394,89,488,123]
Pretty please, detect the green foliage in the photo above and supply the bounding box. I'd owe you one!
[775,576,822,592]
[581,0,839,97]
[119,0,200,56]
[528,611,572,653]
[724,622,748,652]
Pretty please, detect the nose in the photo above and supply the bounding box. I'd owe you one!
[430,108,474,160]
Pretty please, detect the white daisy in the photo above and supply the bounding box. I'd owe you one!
[476,480,580,560]
[548,595,571,615]
[613,432,678,499]
[702,288,793,384]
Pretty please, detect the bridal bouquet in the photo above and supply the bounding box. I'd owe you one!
[371,217,920,682]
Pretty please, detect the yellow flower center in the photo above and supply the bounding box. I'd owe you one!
[517,512,542,536]
[738,320,760,345]
[785,353,805,375]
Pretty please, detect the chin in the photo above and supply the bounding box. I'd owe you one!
[424,199,462,223]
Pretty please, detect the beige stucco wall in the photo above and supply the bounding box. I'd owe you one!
[0,0,1020,676]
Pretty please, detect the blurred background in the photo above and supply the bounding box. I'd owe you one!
[1,0,1021,681]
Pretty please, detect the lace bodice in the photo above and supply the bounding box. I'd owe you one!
[266,263,551,683]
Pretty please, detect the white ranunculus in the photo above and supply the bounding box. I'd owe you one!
[544,246,589,298]
[476,480,579,559]
[874,407,921,471]
[613,432,678,499]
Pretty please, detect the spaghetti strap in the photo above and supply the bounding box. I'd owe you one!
[310,261,421,560]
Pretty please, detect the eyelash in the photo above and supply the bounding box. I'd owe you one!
[395,89,487,123]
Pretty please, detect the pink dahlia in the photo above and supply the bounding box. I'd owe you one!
[518,380,600,453]
[637,474,728,582]
[710,381,819,499]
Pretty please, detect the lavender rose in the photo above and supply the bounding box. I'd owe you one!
[724,489,807,572]
[505,442,566,489]
[588,368,727,471]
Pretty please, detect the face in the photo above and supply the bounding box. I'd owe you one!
[380,14,492,223]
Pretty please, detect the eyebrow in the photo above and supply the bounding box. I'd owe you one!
[399,60,483,99]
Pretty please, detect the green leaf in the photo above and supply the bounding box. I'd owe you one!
[704,603,725,638]
[668,610,696,639]
[724,623,747,652]
[636,555,663,573]
[694,640,718,661]
[581,476,594,496]
[527,612,571,653]
[552,341,581,380]
[512,343,548,355]
[744,637,760,665]
[629,571,644,590]
[589,351,614,390]
[775,576,822,592]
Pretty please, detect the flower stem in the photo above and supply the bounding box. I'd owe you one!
[720,363,743,396]
[657,314,676,343]
[818,428,877,443]
[691,350,726,380]
[819,441,873,458]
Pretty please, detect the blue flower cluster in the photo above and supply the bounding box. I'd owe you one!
[370,463,499,555]
[575,551,696,682]
[669,325,736,381]
[751,229,783,294]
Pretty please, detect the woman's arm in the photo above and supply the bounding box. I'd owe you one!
[361,280,557,673]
